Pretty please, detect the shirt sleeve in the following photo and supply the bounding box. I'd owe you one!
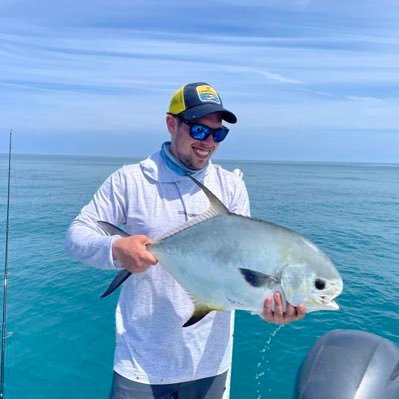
[64,167,128,270]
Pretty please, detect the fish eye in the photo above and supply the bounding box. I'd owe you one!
[315,279,326,290]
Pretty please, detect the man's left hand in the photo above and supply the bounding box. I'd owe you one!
[262,292,305,324]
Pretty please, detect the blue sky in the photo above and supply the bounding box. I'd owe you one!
[1,0,398,162]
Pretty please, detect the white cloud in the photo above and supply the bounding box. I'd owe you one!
[1,0,399,161]
[345,96,384,103]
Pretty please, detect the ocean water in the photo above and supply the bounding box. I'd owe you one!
[0,154,398,399]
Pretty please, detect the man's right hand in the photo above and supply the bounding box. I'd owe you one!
[112,236,158,273]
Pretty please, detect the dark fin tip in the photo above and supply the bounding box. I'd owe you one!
[183,314,207,328]
[100,270,131,298]
[100,289,112,299]
[183,306,215,327]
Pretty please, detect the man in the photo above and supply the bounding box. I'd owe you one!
[65,82,305,399]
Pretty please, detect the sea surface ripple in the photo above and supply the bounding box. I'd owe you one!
[0,155,397,398]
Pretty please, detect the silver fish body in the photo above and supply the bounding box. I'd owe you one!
[150,211,342,314]
[99,176,343,327]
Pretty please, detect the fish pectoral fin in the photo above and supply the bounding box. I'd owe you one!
[239,268,280,288]
[183,303,221,328]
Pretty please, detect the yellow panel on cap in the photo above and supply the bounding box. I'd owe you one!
[169,85,186,114]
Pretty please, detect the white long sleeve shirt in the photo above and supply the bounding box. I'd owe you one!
[65,150,250,384]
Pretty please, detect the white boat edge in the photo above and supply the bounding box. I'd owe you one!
[222,310,235,399]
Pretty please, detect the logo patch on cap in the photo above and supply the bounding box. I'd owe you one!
[196,85,221,105]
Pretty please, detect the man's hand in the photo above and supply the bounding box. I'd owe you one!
[262,292,305,325]
[112,235,158,273]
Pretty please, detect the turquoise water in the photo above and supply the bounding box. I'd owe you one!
[0,154,398,399]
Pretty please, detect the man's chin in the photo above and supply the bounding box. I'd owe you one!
[182,156,209,171]
[192,159,209,170]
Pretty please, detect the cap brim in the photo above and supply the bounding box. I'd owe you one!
[181,104,237,124]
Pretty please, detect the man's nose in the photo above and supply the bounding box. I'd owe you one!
[204,132,216,144]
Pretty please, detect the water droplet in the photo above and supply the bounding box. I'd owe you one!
[254,325,285,398]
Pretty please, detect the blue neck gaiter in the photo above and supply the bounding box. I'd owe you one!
[160,141,208,176]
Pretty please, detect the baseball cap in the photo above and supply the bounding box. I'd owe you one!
[168,82,237,124]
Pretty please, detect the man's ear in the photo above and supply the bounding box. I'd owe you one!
[166,114,177,133]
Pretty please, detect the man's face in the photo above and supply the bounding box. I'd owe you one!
[168,113,223,170]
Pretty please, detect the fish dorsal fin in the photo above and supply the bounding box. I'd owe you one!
[153,176,229,243]
[188,175,229,215]
[97,221,130,237]
[153,210,217,242]
[239,268,280,289]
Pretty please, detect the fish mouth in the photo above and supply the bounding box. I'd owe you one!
[319,295,339,310]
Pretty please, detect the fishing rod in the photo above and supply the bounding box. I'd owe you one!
[0,130,12,398]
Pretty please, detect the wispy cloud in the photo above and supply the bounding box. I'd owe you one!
[1,0,398,162]
[345,95,385,103]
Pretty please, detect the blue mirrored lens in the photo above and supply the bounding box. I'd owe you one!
[191,125,210,140]
[213,128,229,142]
[190,125,229,143]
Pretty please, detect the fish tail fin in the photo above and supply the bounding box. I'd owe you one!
[101,269,131,298]
[96,221,132,298]
[97,221,130,237]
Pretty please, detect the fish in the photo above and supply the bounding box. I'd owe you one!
[97,175,343,327]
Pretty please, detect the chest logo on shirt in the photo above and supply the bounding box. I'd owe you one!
[178,210,199,218]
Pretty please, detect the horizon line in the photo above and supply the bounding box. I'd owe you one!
[0,152,398,166]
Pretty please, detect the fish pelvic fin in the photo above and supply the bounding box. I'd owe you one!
[188,175,229,215]
[239,268,280,289]
[183,303,223,327]
[101,269,131,298]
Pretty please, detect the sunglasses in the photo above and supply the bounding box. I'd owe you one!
[175,115,229,143]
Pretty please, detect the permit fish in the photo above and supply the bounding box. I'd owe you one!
[98,176,343,327]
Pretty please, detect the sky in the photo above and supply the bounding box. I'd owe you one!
[0,0,398,162]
